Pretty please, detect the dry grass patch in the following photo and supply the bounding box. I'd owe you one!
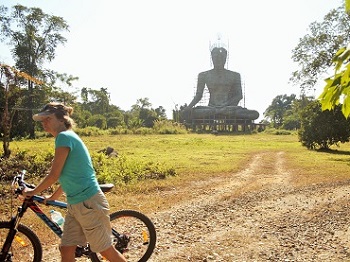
[3,132,350,259]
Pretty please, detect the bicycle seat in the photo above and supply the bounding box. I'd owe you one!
[99,183,114,193]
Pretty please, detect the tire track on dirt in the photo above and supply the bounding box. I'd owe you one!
[150,151,293,261]
[42,151,350,261]
[149,151,350,261]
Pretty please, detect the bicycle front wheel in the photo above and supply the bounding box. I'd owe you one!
[89,210,156,262]
[0,221,42,262]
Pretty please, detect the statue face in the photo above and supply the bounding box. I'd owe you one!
[211,48,227,68]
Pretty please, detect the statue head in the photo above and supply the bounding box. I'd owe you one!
[211,47,227,69]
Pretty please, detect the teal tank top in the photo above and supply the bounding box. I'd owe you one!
[55,130,99,204]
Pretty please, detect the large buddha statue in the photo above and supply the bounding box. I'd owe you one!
[182,47,259,121]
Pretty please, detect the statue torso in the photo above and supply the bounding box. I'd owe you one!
[200,69,242,107]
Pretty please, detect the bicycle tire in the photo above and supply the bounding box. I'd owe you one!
[89,210,156,262]
[0,221,42,262]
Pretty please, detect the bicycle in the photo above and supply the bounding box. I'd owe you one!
[0,170,157,262]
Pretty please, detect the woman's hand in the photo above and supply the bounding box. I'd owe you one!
[22,188,36,198]
[43,195,58,204]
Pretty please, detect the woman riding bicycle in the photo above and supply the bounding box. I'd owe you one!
[23,102,126,262]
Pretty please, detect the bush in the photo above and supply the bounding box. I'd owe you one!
[87,114,107,129]
[298,101,350,149]
[133,127,154,135]
[108,127,132,135]
[153,120,188,134]
[263,128,294,135]
[0,147,178,189]
[0,150,53,181]
[92,153,177,186]
[75,127,107,136]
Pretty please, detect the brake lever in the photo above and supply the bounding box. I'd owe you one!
[14,186,24,195]
[24,183,36,189]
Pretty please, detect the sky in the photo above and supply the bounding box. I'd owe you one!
[0,0,344,121]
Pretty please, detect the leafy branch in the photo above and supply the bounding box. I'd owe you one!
[319,0,350,118]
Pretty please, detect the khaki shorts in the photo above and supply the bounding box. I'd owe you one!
[61,191,112,253]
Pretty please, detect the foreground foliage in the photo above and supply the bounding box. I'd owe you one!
[0,149,176,188]
[298,101,350,149]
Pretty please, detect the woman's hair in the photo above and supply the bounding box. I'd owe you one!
[42,102,76,129]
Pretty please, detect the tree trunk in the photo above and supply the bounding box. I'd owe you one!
[2,83,11,158]
[28,80,35,139]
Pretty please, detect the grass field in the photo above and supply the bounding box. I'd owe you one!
[2,132,350,252]
[3,132,350,190]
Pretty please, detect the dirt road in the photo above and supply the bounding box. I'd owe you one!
[148,151,350,261]
[42,151,350,261]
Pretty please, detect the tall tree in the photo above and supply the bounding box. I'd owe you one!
[282,95,314,130]
[290,4,350,93]
[136,98,152,109]
[264,94,296,128]
[128,98,164,128]
[0,64,42,157]
[0,4,69,138]
[155,106,167,119]
[81,87,89,104]
[46,72,79,104]
[81,87,111,115]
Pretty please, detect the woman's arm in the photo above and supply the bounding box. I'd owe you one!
[44,185,64,203]
[23,147,70,197]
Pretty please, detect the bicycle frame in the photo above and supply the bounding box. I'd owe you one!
[1,186,102,261]
[1,173,156,262]
[1,194,67,261]
[25,196,67,237]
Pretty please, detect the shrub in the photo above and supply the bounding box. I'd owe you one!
[0,150,53,180]
[298,101,350,149]
[87,114,107,129]
[108,127,131,135]
[74,127,106,136]
[263,128,294,135]
[91,153,177,186]
[133,127,154,135]
[153,120,188,134]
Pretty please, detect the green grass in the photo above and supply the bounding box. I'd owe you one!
[2,132,350,250]
[5,132,350,178]
[3,132,350,197]
[7,133,296,174]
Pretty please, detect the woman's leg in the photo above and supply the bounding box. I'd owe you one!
[60,245,77,262]
[100,245,127,262]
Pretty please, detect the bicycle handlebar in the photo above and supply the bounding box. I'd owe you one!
[12,170,36,195]
[12,170,112,207]
[11,170,67,208]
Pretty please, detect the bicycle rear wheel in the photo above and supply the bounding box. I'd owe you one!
[89,210,156,262]
[0,221,42,262]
